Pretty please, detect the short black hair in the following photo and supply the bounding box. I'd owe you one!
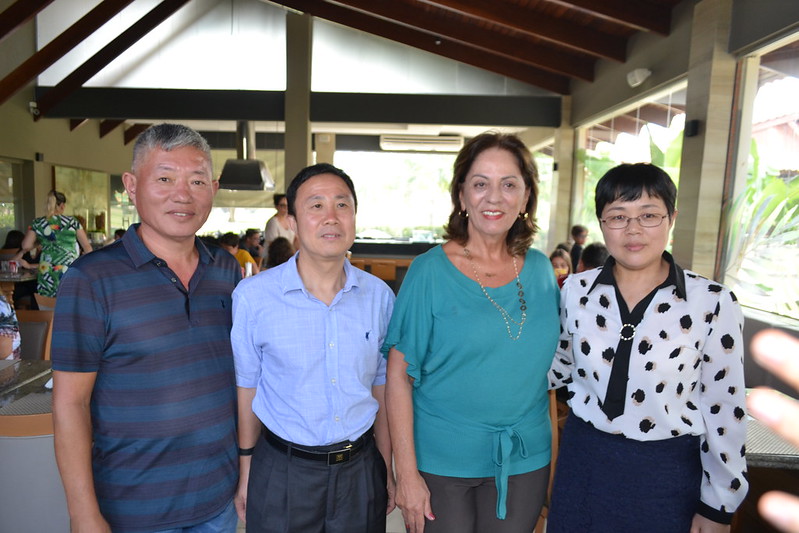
[595,163,677,219]
[580,242,609,270]
[570,224,588,238]
[285,163,357,217]
[219,232,240,248]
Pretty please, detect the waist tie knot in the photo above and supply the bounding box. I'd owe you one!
[493,426,528,519]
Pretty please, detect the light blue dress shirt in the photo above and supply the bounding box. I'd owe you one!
[232,254,395,446]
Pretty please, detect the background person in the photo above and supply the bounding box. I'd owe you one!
[576,241,609,272]
[264,236,294,269]
[569,224,588,272]
[549,248,572,288]
[2,229,40,309]
[0,294,20,360]
[748,329,799,533]
[51,124,241,532]
[220,231,259,276]
[263,193,296,248]
[385,132,560,533]
[548,163,748,533]
[240,228,263,262]
[13,190,92,298]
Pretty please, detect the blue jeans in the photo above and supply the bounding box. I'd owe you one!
[151,499,238,533]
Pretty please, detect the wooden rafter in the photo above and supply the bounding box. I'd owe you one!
[69,118,88,130]
[553,0,672,35]
[330,0,593,80]
[418,0,626,61]
[124,123,151,145]
[34,0,191,120]
[0,0,135,107]
[99,119,125,137]
[0,0,56,43]
[271,0,571,93]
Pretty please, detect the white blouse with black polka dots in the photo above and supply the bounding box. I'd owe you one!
[549,255,748,519]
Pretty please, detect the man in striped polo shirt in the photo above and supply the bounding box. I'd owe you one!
[52,124,241,532]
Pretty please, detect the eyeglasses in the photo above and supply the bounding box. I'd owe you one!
[600,213,669,229]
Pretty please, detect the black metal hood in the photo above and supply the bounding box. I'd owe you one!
[218,121,275,191]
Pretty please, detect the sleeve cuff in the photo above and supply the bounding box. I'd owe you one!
[696,501,734,525]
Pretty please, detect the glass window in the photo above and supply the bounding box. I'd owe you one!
[0,159,21,246]
[723,38,799,320]
[335,151,455,242]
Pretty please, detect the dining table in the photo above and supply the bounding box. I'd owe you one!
[0,268,37,308]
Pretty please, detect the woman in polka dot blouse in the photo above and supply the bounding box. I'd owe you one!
[548,163,747,533]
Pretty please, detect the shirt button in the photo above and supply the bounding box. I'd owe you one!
[331,378,336,384]
[335,416,340,422]
[171,278,177,283]
[328,342,334,348]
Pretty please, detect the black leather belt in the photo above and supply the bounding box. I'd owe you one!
[263,426,373,466]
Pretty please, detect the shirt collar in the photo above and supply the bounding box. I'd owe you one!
[121,223,214,268]
[279,253,358,297]
[588,250,687,300]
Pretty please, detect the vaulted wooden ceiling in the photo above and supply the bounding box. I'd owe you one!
[0,0,684,142]
[268,0,684,95]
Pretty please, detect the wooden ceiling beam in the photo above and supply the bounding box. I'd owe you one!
[69,118,88,131]
[0,0,56,43]
[271,0,570,94]
[419,0,626,61]
[554,0,671,35]
[99,119,125,137]
[34,0,191,120]
[329,0,593,80]
[124,123,151,144]
[0,0,135,107]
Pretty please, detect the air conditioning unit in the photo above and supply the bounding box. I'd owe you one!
[379,134,464,152]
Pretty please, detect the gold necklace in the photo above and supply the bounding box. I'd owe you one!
[463,247,527,340]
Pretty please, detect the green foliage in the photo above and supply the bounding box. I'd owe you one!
[723,141,799,319]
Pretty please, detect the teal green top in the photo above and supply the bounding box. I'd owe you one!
[383,245,560,518]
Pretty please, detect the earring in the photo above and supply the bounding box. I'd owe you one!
[459,210,469,218]
[518,212,528,220]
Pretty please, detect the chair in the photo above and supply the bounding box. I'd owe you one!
[350,259,366,270]
[534,389,560,533]
[0,248,18,261]
[16,310,54,360]
[369,260,397,281]
[34,293,56,311]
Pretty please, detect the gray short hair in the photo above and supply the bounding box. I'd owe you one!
[131,123,212,174]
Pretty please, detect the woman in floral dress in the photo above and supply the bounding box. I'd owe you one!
[13,190,92,298]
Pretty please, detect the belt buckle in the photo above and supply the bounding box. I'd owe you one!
[327,444,352,465]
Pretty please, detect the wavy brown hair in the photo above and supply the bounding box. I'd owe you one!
[443,132,539,256]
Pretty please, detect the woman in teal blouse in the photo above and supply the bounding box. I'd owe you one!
[385,132,560,533]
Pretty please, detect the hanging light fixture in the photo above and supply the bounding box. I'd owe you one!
[219,121,275,190]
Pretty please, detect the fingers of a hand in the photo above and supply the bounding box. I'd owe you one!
[747,388,799,448]
[759,491,799,533]
[425,499,435,521]
[402,510,425,533]
[752,330,799,389]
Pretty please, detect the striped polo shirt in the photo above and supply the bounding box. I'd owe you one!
[52,224,241,532]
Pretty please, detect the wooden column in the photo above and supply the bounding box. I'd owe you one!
[672,0,736,277]
[284,11,313,184]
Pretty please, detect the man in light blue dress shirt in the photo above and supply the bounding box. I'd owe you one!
[231,163,396,533]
